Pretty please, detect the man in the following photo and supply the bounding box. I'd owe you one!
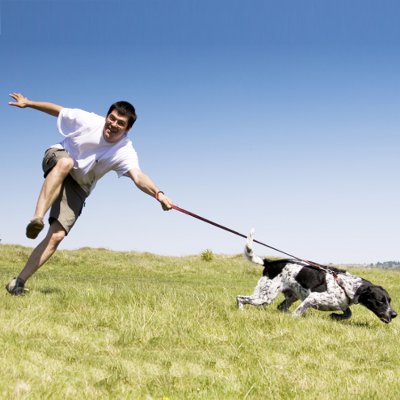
[6,92,173,295]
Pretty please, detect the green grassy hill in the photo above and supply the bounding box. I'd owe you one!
[1,244,399,399]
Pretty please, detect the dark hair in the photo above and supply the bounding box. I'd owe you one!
[107,101,137,130]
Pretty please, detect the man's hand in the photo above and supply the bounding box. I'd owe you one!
[8,92,62,116]
[9,92,30,108]
[156,192,173,211]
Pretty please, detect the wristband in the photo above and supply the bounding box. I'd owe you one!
[156,191,164,201]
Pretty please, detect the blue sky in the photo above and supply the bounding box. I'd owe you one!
[0,0,399,264]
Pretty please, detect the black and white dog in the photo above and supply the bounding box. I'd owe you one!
[236,230,397,323]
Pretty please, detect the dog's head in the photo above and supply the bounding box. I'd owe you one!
[354,282,397,323]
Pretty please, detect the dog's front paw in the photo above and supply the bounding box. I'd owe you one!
[330,308,352,321]
[292,308,306,317]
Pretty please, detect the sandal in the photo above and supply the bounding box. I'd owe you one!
[26,218,44,239]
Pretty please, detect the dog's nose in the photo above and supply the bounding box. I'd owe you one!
[391,310,397,319]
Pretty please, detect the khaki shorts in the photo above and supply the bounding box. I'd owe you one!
[42,148,87,235]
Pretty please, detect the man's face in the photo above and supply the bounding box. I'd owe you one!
[103,110,130,143]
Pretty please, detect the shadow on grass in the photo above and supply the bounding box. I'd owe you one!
[38,287,63,295]
[335,319,375,328]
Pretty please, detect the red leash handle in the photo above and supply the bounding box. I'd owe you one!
[171,204,328,269]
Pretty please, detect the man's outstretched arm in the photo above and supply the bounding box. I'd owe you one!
[8,92,63,117]
[128,168,173,211]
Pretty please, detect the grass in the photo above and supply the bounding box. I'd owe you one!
[1,244,399,399]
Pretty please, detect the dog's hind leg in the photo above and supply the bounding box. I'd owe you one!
[236,276,282,309]
[277,291,298,312]
[330,308,352,321]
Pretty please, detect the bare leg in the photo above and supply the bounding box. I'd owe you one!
[32,157,74,221]
[26,158,74,239]
[19,221,66,282]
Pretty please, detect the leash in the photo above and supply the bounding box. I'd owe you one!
[172,204,329,271]
[171,204,353,299]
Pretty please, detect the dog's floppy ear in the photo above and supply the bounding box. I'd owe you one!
[353,283,371,304]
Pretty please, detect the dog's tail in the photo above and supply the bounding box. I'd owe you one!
[244,229,264,266]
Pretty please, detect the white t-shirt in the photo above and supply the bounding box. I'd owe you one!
[52,108,140,194]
